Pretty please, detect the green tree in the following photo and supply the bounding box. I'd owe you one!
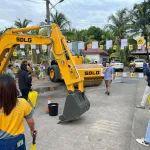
[14,19,32,28]
[130,1,150,36]
[105,9,131,63]
[51,11,70,30]
[106,8,130,41]
[87,26,103,41]
[130,0,150,60]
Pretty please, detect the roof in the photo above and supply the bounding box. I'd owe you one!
[131,49,150,55]
[84,48,108,56]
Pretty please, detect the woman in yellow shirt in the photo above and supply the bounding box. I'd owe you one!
[0,74,36,150]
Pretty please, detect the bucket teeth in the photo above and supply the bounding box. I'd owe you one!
[59,91,90,122]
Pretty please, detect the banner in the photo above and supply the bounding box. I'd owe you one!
[121,39,128,49]
[137,37,145,46]
[129,45,133,50]
[68,42,72,50]
[36,49,40,54]
[13,51,17,57]
[20,44,25,49]
[42,45,47,50]
[92,41,98,49]
[31,45,36,49]
[113,45,117,50]
[78,41,85,49]
[99,45,104,50]
[106,40,112,50]
[43,49,47,53]
[21,51,25,56]
[29,50,32,55]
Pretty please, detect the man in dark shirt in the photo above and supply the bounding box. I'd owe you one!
[136,62,150,109]
[18,63,32,100]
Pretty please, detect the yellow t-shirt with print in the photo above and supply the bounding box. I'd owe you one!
[0,98,33,138]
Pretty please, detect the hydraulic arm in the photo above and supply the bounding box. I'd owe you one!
[0,24,90,122]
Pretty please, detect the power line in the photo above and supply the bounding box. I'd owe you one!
[24,0,43,4]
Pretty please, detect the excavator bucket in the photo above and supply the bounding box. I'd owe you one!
[59,91,90,122]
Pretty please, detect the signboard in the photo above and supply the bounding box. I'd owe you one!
[106,40,112,50]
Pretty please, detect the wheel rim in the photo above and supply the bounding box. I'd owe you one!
[50,69,55,79]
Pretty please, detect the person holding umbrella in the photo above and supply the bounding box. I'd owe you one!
[0,74,37,150]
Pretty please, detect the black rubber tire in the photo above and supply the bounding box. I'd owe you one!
[49,65,60,82]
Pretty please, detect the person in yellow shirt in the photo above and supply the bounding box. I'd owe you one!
[0,74,36,150]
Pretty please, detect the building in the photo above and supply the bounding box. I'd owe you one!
[84,48,108,63]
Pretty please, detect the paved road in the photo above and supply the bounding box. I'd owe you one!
[25,78,148,150]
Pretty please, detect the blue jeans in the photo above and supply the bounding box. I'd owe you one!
[0,134,26,150]
[145,120,150,143]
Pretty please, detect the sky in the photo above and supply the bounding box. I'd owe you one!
[0,0,144,30]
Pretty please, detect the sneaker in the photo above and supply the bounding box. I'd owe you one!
[136,105,145,109]
[136,138,150,147]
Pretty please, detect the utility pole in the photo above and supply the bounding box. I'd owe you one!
[45,0,50,25]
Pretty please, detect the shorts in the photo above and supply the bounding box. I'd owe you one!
[0,134,26,150]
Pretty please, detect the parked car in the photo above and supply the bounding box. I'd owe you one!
[130,59,146,71]
[111,60,124,72]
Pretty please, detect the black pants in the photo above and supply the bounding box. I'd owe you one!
[20,88,30,100]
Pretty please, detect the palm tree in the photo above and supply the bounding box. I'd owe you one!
[106,8,130,41]
[14,19,32,28]
[50,11,70,30]
[105,9,131,63]
[130,0,150,60]
[130,1,150,36]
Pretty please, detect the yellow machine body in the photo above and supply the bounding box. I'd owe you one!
[0,24,91,122]
[49,54,104,86]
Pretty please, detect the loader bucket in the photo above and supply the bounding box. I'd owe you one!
[59,91,90,122]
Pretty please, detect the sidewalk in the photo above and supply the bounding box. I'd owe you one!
[130,80,150,150]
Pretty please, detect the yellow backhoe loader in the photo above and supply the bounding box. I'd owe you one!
[48,48,104,86]
[0,24,103,122]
